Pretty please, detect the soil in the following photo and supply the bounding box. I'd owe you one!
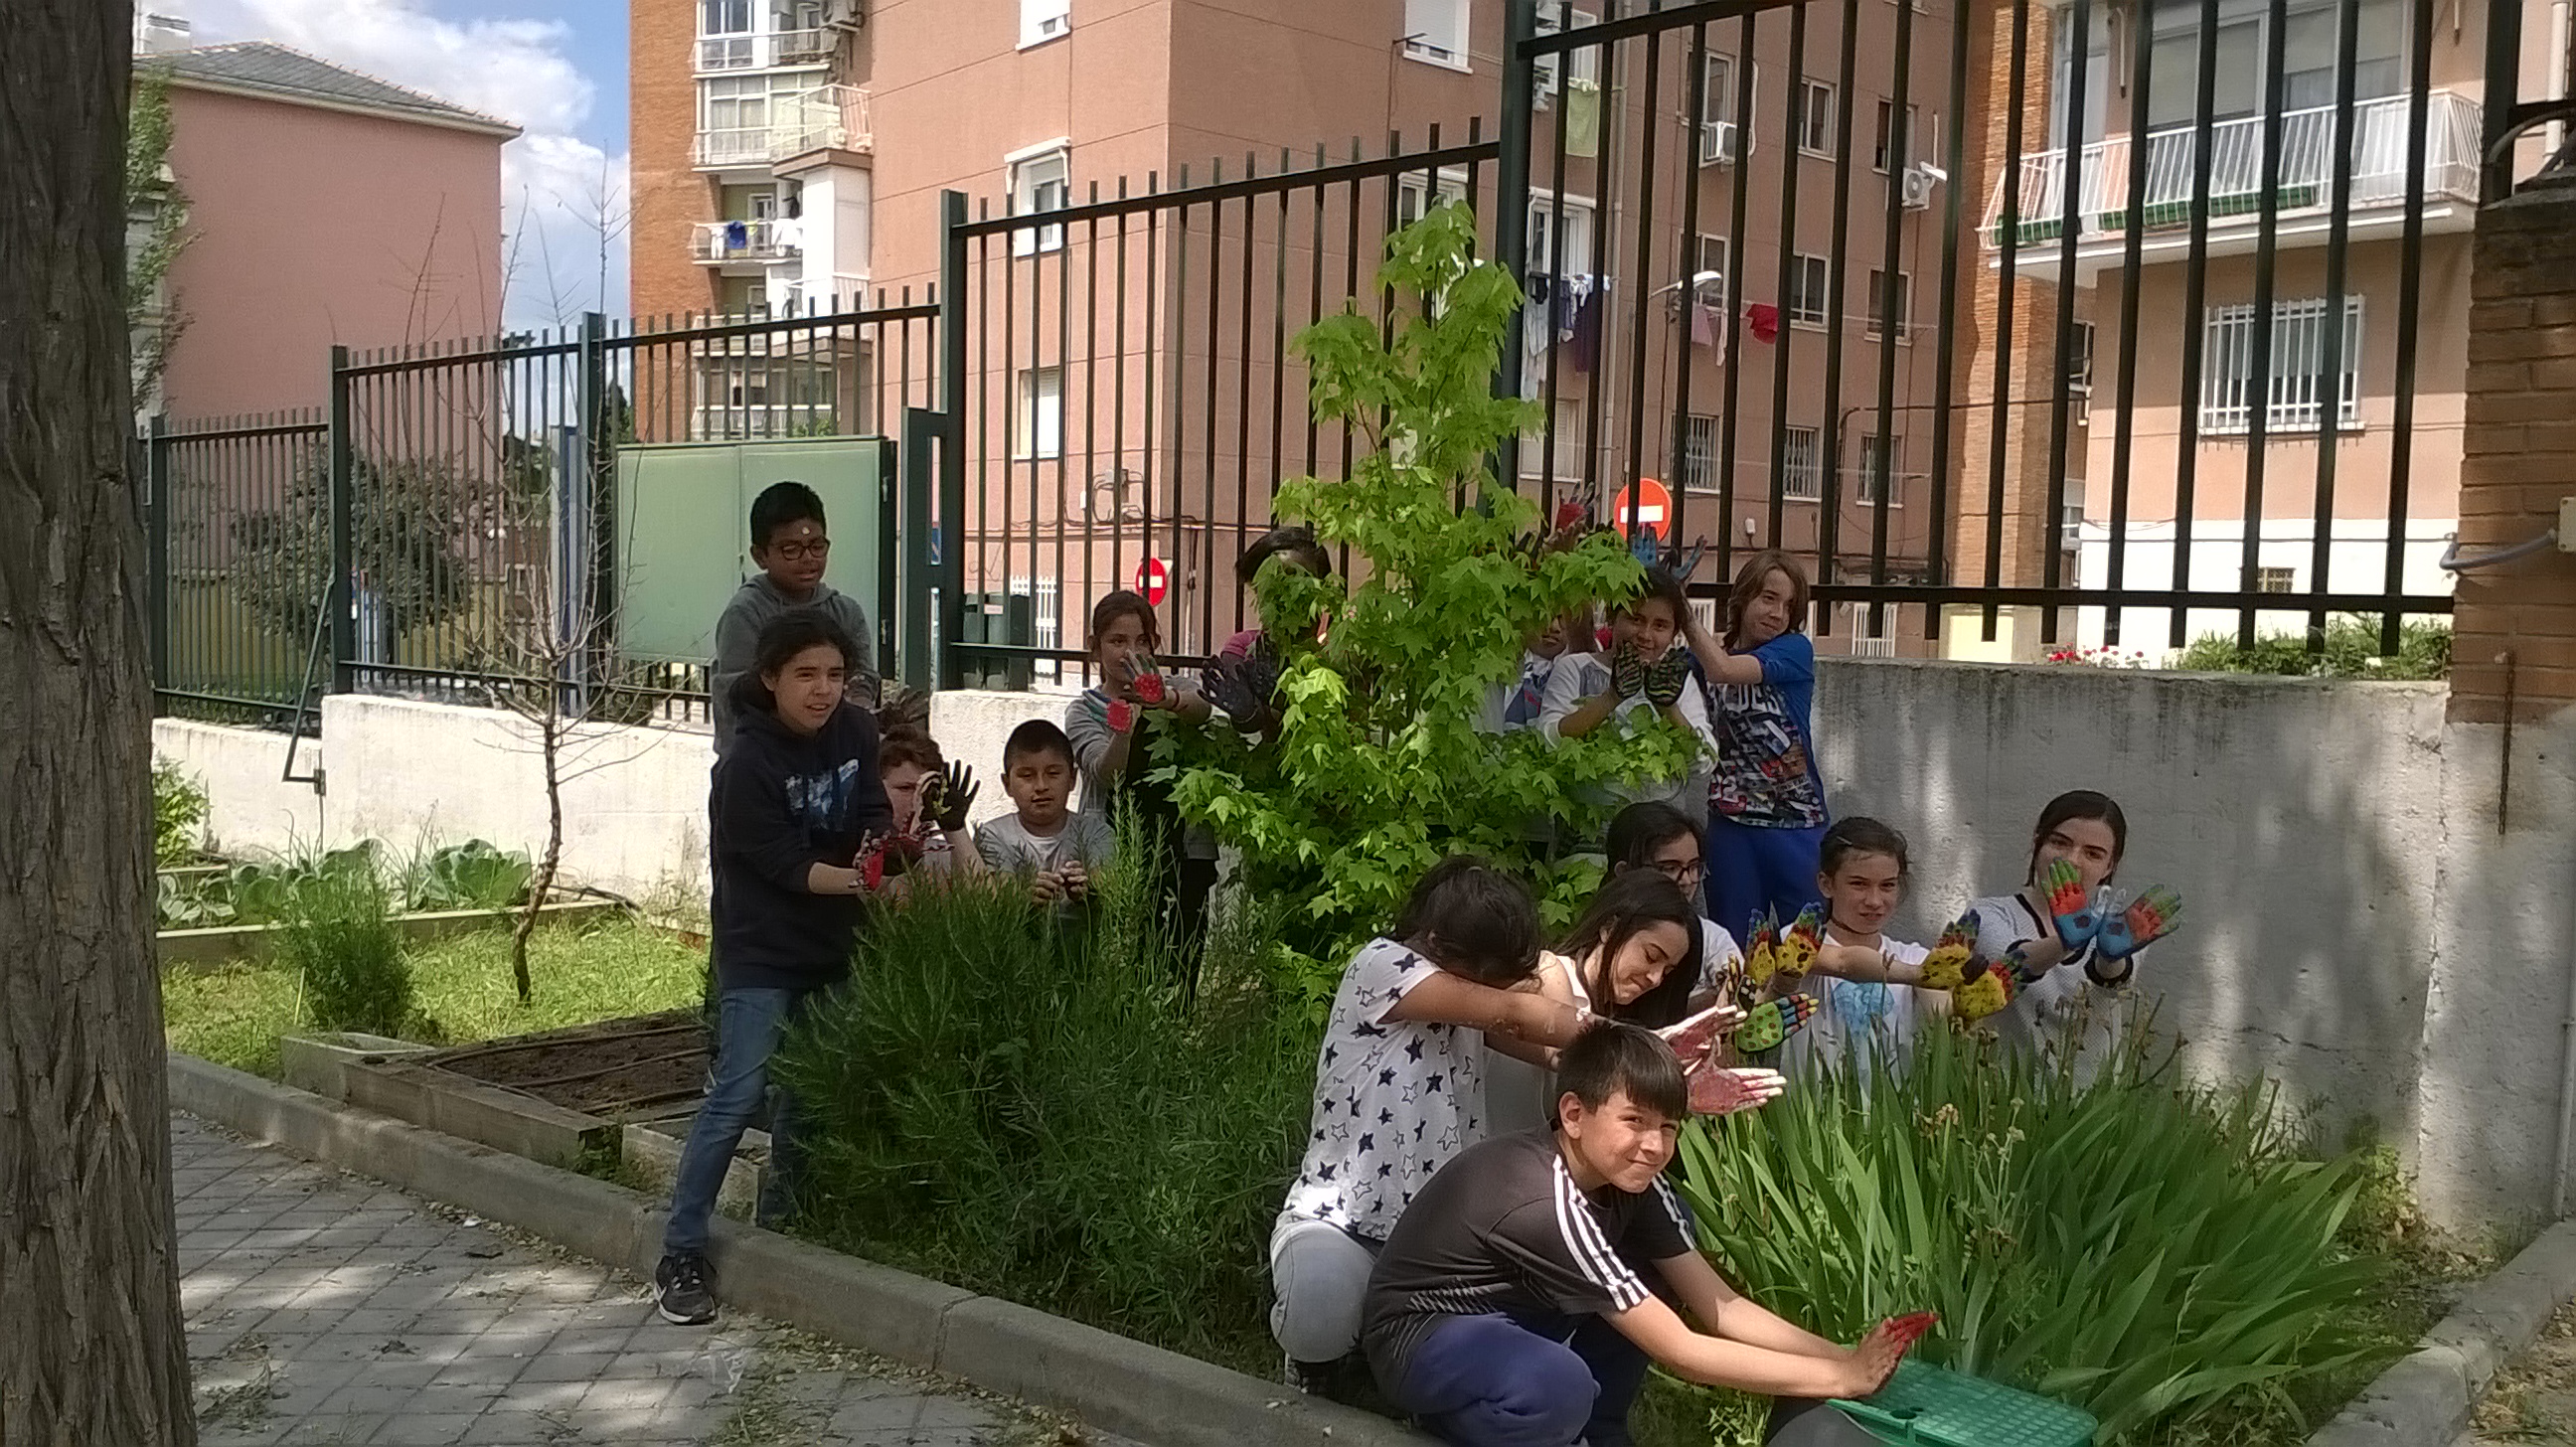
[421,1011,710,1117]
[2473,1299,2576,1445]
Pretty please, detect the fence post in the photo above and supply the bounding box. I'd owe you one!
[2481,0,2524,203]
[1493,0,1538,476]
[145,413,171,699]
[327,346,356,694]
[578,312,612,709]
[937,190,969,691]
[901,405,940,691]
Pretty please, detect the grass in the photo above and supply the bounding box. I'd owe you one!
[162,915,705,1076]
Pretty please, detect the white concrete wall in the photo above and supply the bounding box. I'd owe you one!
[1814,659,2452,1165]
[155,670,2576,1228]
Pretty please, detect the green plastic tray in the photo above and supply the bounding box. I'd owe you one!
[1829,1360,2097,1447]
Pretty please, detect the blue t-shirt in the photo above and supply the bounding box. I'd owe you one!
[1705,632,1825,829]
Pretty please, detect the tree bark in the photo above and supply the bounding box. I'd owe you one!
[0,0,200,1441]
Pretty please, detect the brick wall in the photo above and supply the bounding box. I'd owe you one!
[630,0,715,326]
[2450,173,2576,723]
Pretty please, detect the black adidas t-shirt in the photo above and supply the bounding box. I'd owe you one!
[1361,1128,1694,1390]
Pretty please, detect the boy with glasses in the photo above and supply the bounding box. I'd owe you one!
[712,482,882,754]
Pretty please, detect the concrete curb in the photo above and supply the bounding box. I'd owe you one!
[168,1054,1430,1447]
[2309,1219,2576,1447]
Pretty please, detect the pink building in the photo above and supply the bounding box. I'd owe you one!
[146,43,518,420]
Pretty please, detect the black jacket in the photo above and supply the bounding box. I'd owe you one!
[709,695,892,991]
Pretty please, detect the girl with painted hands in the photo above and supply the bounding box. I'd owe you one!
[1959,790,2185,1060]
[1539,566,1717,812]
[1770,818,1949,1085]
[1682,551,1828,936]
[1062,590,1217,948]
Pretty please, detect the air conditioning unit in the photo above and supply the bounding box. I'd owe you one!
[1900,165,1936,209]
[822,0,864,29]
[1699,120,1742,166]
[1033,10,1069,39]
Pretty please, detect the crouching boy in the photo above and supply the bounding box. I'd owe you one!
[1361,1021,1906,1447]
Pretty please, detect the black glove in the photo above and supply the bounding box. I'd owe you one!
[1202,656,1264,724]
[930,761,977,832]
[1644,648,1690,709]
[1609,644,1648,701]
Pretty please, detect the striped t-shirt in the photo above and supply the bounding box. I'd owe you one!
[1361,1129,1694,1391]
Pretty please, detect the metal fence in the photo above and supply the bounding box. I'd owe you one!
[146,411,331,725]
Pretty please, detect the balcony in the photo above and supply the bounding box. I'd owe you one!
[1985,89,2482,266]
[696,27,835,72]
[691,403,839,440]
[692,85,872,170]
[692,219,801,264]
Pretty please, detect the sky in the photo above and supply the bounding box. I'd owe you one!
[175,0,632,333]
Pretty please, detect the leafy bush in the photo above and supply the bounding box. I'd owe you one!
[774,819,1316,1367]
[404,840,536,912]
[153,756,209,866]
[227,456,503,643]
[154,838,538,929]
[277,872,413,1038]
[1669,1023,2393,1444]
[2175,615,2450,680]
[1169,203,1684,1002]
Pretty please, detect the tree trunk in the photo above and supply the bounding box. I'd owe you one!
[513,718,564,1004]
[0,1,200,1442]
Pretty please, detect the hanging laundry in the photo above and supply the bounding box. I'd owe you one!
[1745,302,1782,344]
[724,220,749,249]
[1568,278,1603,373]
[1565,78,1602,158]
[1690,301,1717,349]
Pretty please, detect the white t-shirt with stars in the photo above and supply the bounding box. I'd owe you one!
[1277,937,1489,1244]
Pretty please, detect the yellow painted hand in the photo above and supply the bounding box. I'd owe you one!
[1774,903,1825,982]
[1918,913,1979,992]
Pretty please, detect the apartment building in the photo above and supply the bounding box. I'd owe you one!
[1964,0,2563,656]
[630,0,1960,657]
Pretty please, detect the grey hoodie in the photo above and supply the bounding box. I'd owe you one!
[710,575,880,754]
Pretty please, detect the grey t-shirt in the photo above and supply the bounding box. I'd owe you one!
[973,810,1115,877]
[710,576,880,754]
[1361,1128,1693,1391]
[1964,889,2142,1062]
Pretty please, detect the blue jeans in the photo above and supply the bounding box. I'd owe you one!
[662,986,814,1256]
[1704,817,1827,940]
[1388,1311,1652,1447]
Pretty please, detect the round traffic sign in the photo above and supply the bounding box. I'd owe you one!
[1135,557,1171,606]
[1613,477,1674,543]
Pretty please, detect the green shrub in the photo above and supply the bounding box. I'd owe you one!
[404,840,535,912]
[1669,1023,2393,1444]
[279,873,414,1037]
[153,756,209,865]
[774,817,1316,1368]
[2175,615,2450,680]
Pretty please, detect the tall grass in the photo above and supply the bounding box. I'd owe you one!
[774,819,1316,1369]
[1669,1022,2394,1444]
[276,872,412,1037]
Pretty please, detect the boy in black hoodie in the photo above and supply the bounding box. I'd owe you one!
[657,608,892,1327]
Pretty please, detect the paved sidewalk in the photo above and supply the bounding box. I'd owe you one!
[176,1113,1104,1447]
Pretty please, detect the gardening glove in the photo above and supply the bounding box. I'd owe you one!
[855,834,889,891]
[1733,993,1819,1053]
[930,762,978,833]
[2096,885,2183,963]
[1644,647,1691,709]
[1685,1061,1787,1117]
[1774,903,1825,983]
[1743,909,1782,989]
[1608,643,1649,701]
[1201,656,1264,724]
[2042,857,2103,950]
[1951,955,2018,1024]
[1917,913,1980,992]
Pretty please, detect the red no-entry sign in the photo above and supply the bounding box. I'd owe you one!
[1135,557,1171,606]
[1614,477,1674,543]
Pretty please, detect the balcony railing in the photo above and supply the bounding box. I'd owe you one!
[695,27,835,72]
[691,219,801,263]
[1984,89,2482,251]
[691,403,838,440]
[692,85,872,168]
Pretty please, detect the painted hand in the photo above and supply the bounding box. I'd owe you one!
[1917,913,1980,992]
[2096,885,2183,962]
[1643,647,1691,708]
[2043,857,2102,951]
[1733,992,1819,1053]
[1951,956,2017,1023]
[1199,658,1261,724]
[1744,910,1782,988]
[1686,1062,1787,1117]
[1105,699,1137,734]
[1774,903,1825,982]
[931,762,978,832]
[1131,667,1169,707]
[1609,643,1649,701]
[855,834,888,892]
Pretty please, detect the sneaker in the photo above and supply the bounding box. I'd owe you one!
[1284,1355,1333,1394]
[654,1252,717,1326]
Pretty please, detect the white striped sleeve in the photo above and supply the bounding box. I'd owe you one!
[1550,1160,1650,1311]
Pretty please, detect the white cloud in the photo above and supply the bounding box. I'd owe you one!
[182,0,626,332]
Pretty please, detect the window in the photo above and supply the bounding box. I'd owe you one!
[2146,0,2404,127]
[2255,565,2298,593]
[700,0,749,34]
[2198,295,2363,433]
[1523,396,1586,479]
[1021,0,1070,48]
[1855,433,1900,504]
[1847,603,1898,658]
[1396,168,1470,228]
[1797,80,1836,156]
[1871,100,1918,172]
[1779,426,1822,500]
[1403,0,1470,68]
[1528,193,1596,276]
[1676,413,1719,492]
[1010,147,1069,255]
[1009,576,1063,679]
[1866,268,1910,340]
[1533,7,1600,106]
[1017,367,1063,459]
[1786,253,1831,326]
[2066,320,2097,394]
[1699,54,1754,163]
[1693,234,1730,313]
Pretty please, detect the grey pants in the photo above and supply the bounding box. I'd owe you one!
[1268,1216,1381,1364]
